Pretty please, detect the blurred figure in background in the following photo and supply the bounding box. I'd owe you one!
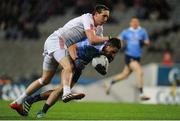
[104,17,150,101]
[161,41,174,66]
[161,51,174,66]
[0,75,12,100]
[0,75,12,86]
[74,0,94,15]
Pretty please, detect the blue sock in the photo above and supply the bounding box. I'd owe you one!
[27,94,41,104]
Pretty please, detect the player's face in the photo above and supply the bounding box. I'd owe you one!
[130,18,140,29]
[104,46,119,60]
[94,10,109,26]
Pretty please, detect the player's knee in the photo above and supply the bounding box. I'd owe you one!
[38,78,51,85]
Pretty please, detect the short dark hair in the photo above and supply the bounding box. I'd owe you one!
[92,5,109,15]
[105,38,121,50]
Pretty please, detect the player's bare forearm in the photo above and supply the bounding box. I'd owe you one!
[85,30,109,44]
[68,44,78,60]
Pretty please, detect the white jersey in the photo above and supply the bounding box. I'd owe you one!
[44,13,103,54]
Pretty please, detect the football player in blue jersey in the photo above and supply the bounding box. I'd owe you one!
[16,37,121,117]
[104,17,150,101]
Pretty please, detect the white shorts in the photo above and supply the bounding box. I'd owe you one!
[43,32,69,71]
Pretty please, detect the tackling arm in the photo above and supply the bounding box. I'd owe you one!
[68,44,78,60]
[85,29,109,44]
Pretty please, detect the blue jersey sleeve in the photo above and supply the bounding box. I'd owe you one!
[142,28,149,42]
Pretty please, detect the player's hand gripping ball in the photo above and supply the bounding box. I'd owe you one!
[92,55,109,75]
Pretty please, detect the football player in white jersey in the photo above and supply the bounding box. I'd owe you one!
[10,5,112,115]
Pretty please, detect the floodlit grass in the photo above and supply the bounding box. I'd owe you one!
[0,100,180,120]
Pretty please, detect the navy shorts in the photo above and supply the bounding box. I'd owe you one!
[125,54,141,65]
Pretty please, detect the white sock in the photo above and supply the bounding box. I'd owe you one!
[63,86,71,96]
[15,92,27,104]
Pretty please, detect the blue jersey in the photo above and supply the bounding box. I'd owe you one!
[76,38,105,64]
[119,27,149,57]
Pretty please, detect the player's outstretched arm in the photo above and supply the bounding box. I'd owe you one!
[85,29,109,44]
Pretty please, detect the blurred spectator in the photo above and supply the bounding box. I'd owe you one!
[0,0,173,40]
[133,0,171,20]
[148,23,180,53]
[161,51,174,66]
[161,41,174,66]
[0,75,12,86]
[134,0,149,19]
[175,58,180,64]
[0,0,67,40]
[154,0,171,20]
[74,0,94,15]
[164,41,173,53]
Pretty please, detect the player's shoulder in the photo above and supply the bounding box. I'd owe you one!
[80,13,94,25]
[81,13,92,19]
[140,28,148,35]
[121,28,129,34]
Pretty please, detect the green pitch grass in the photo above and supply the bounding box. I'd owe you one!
[0,100,180,120]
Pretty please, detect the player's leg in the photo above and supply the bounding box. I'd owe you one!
[52,49,82,102]
[129,61,143,91]
[37,81,66,118]
[36,69,85,118]
[22,69,84,118]
[104,54,132,94]
[10,53,58,116]
[9,70,55,116]
[25,69,84,107]
[104,66,131,94]
[59,56,74,99]
[25,90,54,105]
[21,89,54,116]
[11,70,55,103]
[36,83,61,118]
[111,66,131,84]
[129,61,150,100]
